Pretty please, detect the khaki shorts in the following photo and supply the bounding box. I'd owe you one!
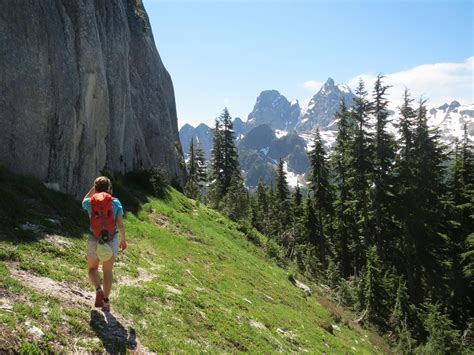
[87,234,119,261]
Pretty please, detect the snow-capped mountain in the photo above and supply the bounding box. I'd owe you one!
[246,90,300,131]
[428,101,474,144]
[296,77,355,133]
[179,78,473,189]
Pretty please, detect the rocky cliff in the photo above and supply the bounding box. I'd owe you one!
[0,0,186,198]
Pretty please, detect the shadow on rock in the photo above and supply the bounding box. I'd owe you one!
[90,310,138,354]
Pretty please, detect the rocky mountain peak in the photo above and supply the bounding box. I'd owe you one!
[247,90,300,131]
[325,77,335,86]
[297,78,355,132]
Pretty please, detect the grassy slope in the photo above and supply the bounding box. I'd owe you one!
[0,167,388,353]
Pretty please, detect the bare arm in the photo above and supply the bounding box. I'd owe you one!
[83,185,96,201]
[116,215,127,250]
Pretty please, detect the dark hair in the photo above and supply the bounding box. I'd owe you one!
[94,176,112,193]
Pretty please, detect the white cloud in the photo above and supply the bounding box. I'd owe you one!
[303,80,324,91]
[347,56,474,109]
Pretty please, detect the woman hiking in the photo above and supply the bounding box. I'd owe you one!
[82,176,127,312]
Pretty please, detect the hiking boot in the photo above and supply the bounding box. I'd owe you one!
[94,288,104,308]
[102,299,110,313]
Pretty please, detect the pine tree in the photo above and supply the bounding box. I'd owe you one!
[220,108,240,194]
[447,125,474,326]
[185,138,208,200]
[410,99,449,304]
[364,246,386,327]
[308,127,332,267]
[195,144,207,184]
[308,127,332,214]
[420,303,462,354]
[332,99,356,277]
[371,74,396,260]
[209,118,224,208]
[275,158,290,228]
[392,90,419,301]
[303,194,325,268]
[291,184,304,223]
[348,79,373,271]
[209,108,242,208]
[219,174,249,221]
[254,179,270,233]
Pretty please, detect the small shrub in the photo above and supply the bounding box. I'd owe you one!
[237,222,262,246]
[125,168,168,198]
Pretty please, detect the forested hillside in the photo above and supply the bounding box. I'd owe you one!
[0,166,389,353]
[187,75,474,353]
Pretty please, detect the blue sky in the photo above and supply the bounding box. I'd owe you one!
[143,0,473,127]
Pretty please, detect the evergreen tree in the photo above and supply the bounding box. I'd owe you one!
[275,158,290,228]
[420,303,462,354]
[348,79,373,271]
[331,99,355,277]
[209,118,224,208]
[308,127,332,214]
[185,138,208,200]
[219,174,249,221]
[291,184,304,222]
[371,74,396,260]
[363,246,386,327]
[253,179,270,233]
[308,127,332,267]
[220,108,240,194]
[209,108,242,208]
[447,125,474,326]
[410,99,449,304]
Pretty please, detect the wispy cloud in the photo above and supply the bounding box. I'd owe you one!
[303,80,324,92]
[347,56,474,109]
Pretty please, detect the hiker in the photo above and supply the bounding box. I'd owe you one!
[82,176,127,312]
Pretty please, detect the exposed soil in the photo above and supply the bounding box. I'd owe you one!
[6,263,154,354]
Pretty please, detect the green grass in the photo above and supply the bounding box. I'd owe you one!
[0,167,389,353]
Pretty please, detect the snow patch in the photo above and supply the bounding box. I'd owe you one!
[275,130,288,139]
[337,84,350,93]
[260,147,269,156]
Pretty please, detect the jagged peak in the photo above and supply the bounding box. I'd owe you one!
[324,77,335,86]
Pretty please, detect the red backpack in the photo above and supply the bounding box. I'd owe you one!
[90,192,116,241]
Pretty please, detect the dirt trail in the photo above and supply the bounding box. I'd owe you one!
[7,263,154,354]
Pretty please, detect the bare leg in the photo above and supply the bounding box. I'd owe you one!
[87,257,101,289]
[102,256,115,299]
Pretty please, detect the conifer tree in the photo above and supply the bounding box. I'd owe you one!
[308,127,332,268]
[209,108,242,208]
[447,125,474,326]
[308,127,332,214]
[291,184,304,222]
[364,246,386,326]
[209,118,224,207]
[254,179,270,233]
[275,158,290,228]
[371,74,396,260]
[348,79,373,270]
[331,99,355,277]
[185,138,208,200]
[410,99,449,304]
[220,108,240,194]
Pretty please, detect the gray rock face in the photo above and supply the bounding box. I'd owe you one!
[0,0,186,198]
[297,78,355,133]
[247,90,300,131]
